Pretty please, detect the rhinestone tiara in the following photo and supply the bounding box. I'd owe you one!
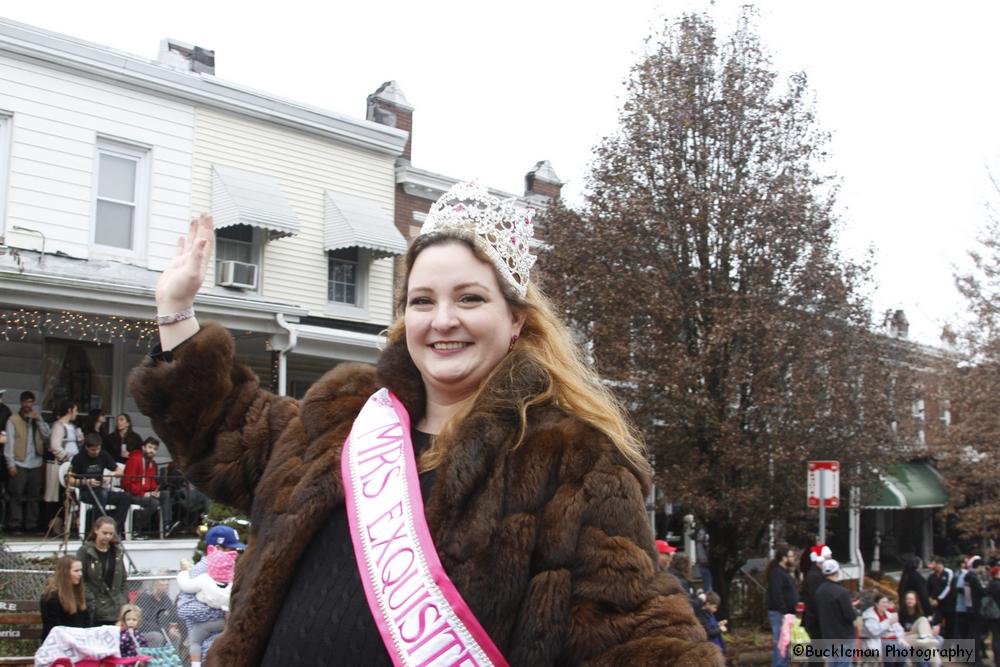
[420,181,537,297]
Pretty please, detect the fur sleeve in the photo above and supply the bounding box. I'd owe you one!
[127,322,299,513]
[543,421,725,667]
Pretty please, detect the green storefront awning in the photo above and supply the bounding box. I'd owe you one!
[862,462,948,510]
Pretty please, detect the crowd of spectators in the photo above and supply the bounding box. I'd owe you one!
[767,542,1000,667]
[0,389,207,538]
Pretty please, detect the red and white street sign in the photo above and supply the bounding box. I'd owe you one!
[807,460,840,508]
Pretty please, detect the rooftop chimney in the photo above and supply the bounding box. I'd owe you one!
[887,309,909,339]
[158,38,215,75]
[940,324,958,349]
[524,160,563,204]
[367,81,413,161]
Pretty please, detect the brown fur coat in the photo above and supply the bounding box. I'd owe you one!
[128,323,723,666]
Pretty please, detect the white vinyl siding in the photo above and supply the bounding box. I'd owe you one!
[192,106,397,325]
[0,54,193,264]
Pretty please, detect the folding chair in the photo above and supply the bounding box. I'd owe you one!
[59,461,121,540]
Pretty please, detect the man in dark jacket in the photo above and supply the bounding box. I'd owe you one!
[987,566,1000,667]
[69,433,130,536]
[967,556,989,664]
[802,545,831,639]
[767,545,798,667]
[814,559,857,667]
[927,555,956,637]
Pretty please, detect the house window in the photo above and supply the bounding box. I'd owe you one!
[328,247,364,306]
[42,338,114,415]
[0,113,10,231]
[215,225,260,289]
[94,138,147,251]
[940,400,951,427]
[216,225,255,264]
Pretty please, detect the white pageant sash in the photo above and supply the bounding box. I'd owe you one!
[342,388,509,667]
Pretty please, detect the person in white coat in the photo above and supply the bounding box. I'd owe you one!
[860,593,905,666]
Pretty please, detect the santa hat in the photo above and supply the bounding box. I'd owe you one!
[809,545,832,563]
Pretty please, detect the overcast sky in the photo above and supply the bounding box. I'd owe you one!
[3,1,998,345]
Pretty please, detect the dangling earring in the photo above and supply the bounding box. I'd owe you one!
[509,334,519,352]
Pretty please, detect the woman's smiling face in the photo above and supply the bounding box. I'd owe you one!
[405,241,524,405]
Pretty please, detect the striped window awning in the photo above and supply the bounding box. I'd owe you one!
[212,165,301,238]
[324,191,407,259]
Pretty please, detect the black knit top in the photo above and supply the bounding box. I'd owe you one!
[40,591,92,641]
[260,431,435,666]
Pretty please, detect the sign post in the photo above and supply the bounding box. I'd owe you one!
[808,461,840,542]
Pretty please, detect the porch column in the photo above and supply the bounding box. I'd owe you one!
[921,509,933,564]
[848,485,864,586]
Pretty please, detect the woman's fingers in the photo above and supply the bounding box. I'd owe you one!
[185,218,199,253]
[197,214,215,246]
[191,238,209,272]
[175,214,213,271]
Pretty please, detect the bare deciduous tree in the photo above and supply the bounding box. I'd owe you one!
[939,179,1000,549]
[539,9,911,601]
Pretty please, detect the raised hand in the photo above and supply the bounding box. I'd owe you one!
[156,214,214,350]
[156,214,215,313]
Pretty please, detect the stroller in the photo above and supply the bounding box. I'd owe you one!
[51,659,150,667]
[137,608,185,667]
[34,625,151,667]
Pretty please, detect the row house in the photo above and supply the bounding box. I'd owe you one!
[0,19,407,434]
[809,311,954,578]
[0,20,562,442]
[364,80,563,245]
[852,311,953,570]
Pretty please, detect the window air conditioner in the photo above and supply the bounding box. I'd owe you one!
[218,260,258,289]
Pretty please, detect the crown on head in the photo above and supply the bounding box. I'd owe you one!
[420,181,536,297]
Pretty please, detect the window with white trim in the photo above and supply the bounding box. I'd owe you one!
[329,247,362,305]
[0,113,11,233]
[215,224,261,291]
[216,224,255,264]
[93,138,148,251]
[328,247,369,315]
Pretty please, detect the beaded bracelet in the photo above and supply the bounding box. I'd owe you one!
[155,307,195,326]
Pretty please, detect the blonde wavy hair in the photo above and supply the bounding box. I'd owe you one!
[387,232,647,473]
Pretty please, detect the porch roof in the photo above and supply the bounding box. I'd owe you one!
[863,462,948,510]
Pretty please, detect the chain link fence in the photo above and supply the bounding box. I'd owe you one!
[0,539,190,665]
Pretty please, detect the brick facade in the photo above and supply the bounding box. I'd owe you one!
[395,187,430,240]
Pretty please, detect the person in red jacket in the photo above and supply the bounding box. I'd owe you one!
[122,437,172,537]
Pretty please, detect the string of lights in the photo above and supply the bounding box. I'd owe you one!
[0,309,158,346]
